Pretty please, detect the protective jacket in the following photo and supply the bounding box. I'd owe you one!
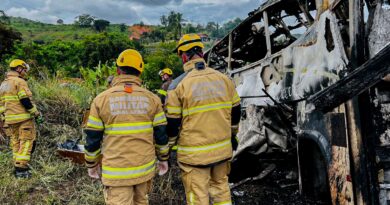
[0,71,38,125]
[157,79,172,104]
[84,75,169,187]
[166,58,241,166]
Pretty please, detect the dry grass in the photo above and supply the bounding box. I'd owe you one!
[0,78,186,204]
[0,122,105,205]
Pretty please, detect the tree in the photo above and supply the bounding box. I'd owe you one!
[176,13,183,38]
[0,10,10,24]
[0,17,22,59]
[119,23,127,32]
[221,18,242,36]
[93,19,110,32]
[80,32,139,68]
[75,14,95,27]
[206,22,217,31]
[57,19,64,25]
[142,42,182,90]
[183,23,197,34]
[160,15,168,27]
[166,11,184,40]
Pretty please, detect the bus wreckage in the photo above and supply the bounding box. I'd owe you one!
[205,0,390,204]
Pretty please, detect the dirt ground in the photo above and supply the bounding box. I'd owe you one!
[149,153,326,205]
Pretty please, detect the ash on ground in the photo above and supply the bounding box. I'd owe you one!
[149,153,325,205]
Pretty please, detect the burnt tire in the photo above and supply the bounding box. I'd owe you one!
[298,136,332,203]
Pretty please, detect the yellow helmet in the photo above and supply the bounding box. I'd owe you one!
[159,68,173,76]
[9,59,30,71]
[174,34,204,55]
[116,49,144,73]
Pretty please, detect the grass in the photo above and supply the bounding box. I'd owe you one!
[0,78,186,204]
[9,17,128,42]
[0,124,105,205]
[0,78,103,204]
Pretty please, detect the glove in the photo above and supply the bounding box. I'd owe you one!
[35,114,44,125]
[157,161,169,176]
[88,164,101,179]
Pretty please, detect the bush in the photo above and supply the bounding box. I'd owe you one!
[29,78,94,126]
[80,62,116,94]
[5,32,142,76]
[142,42,182,90]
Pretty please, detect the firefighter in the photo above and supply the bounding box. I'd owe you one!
[0,59,43,178]
[157,68,173,104]
[166,34,241,205]
[84,49,169,205]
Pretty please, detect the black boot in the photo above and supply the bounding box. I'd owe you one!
[14,167,32,179]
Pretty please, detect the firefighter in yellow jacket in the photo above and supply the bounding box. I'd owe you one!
[166,34,241,205]
[157,68,173,104]
[84,49,169,205]
[0,59,43,178]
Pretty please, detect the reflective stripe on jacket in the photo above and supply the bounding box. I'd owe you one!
[84,75,168,186]
[0,71,37,125]
[166,58,241,166]
[157,79,172,104]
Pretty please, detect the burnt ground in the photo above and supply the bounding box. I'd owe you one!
[230,165,325,205]
[149,152,327,205]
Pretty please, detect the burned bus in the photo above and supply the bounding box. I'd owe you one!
[205,0,390,204]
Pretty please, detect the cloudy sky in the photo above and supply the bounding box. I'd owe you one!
[1,0,264,25]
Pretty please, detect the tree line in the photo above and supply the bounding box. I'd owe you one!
[141,11,242,43]
[0,10,242,90]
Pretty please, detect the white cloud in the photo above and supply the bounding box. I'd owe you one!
[182,0,251,4]
[2,0,263,25]
[6,7,59,23]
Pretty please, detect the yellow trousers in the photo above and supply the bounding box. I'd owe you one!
[179,161,232,205]
[103,180,152,205]
[5,120,36,169]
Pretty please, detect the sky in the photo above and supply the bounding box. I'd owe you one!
[1,0,264,25]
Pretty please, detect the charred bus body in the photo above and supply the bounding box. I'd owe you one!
[205,0,390,204]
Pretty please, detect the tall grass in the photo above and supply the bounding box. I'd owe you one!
[0,78,186,204]
[0,78,105,204]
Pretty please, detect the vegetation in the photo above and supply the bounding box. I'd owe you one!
[0,11,22,60]
[4,32,140,78]
[8,17,127,42]
[142,42,183,90]
[0,9,244,204]
[142,12,243,43]
[0,77,187,204]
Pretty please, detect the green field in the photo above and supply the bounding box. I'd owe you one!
[9,17,127,42]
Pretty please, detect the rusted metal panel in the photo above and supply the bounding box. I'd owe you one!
[328,144,354,204]
[345,99,369,205]
[325,113,347,147]
[57,145,85,164]
[322,110,354,204]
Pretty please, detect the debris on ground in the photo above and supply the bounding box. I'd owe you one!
[57,139,85,164]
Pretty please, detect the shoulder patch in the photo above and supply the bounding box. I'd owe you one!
[168,72,189,91]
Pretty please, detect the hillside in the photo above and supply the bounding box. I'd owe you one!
[9,17,128,42]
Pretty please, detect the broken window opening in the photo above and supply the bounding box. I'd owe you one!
[325,18,335,52]
[333,0,349,50]
[206,0,318,72]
